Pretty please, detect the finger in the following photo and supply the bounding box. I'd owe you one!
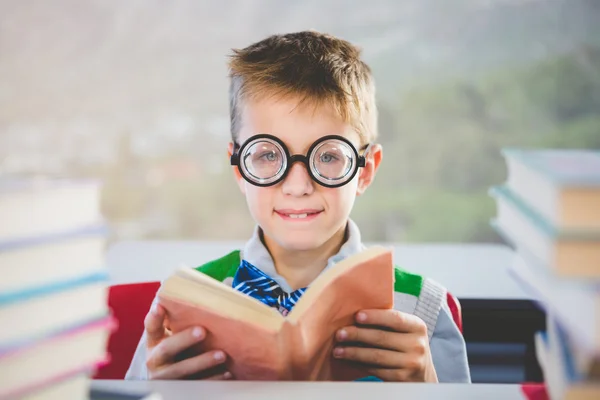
[333,346,411,369]
[206,371,234,380]
[364,368,415,382]
[147,326,205,369]
[144,303,167,347]
[355,310,428,335]
[149,350,227,380]
[337,326,421,352]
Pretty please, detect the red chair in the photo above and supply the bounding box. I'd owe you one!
[95,282,464,379]
[446,292,463,333]
[520,383,549,400]
[94,281,161,379]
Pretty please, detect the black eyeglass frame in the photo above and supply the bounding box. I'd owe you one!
[230,134,371,188]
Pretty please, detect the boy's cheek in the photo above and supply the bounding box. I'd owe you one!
[231,165,247,195]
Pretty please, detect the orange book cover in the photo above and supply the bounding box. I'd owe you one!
[157,246,394,381]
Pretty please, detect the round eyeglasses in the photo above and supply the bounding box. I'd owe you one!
[230,134,370,188]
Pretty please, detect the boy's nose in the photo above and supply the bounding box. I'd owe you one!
[281,162,314,196]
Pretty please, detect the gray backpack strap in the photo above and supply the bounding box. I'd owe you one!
[413,278,446,342]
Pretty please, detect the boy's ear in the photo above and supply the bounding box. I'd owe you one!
[227,141,235,160]
[228,142,246,194]
[356,144,382,196]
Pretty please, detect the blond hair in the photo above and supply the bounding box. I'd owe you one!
[228,31,378,144]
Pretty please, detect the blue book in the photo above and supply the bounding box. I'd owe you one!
[535,317,600,399]
[0,270,110,352]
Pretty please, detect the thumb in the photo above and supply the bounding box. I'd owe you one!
[144,302,168,348]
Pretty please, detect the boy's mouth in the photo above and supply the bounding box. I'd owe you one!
[275,209,323,221]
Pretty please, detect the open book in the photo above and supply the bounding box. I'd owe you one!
[157,245,395,381]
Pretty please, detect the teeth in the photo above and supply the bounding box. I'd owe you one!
[289,213,308,219]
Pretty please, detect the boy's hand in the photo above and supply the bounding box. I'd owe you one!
[144,303,232,380]
[333,310,438,382]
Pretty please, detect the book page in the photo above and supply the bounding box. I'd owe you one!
[285,246,395,380]
[160,295,291,380]
[159,267,283,331]
[287,246,392,322]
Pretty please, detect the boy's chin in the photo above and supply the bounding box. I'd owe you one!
[272,234,328,252]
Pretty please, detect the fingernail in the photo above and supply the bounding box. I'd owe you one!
[337,329,348,340]
[223,371,232,379]
[356,312,367,322]
[151,303,158,315]
[333,348,344,358]
[192,327,204,338]
[214,351,226,362]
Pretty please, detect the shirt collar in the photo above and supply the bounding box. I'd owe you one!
[239,219,365,293]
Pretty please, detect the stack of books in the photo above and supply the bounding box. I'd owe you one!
[0,179,114,399]
[490,149,600,400]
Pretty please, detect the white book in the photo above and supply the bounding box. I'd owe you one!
[490,185,600,278]
[502,148,600,231]
[0,318,113,399]
[0,179,103,243]
[0,271,109,351]
[508,252,600,354]
[20,373,91,400]
[0,225,107,294]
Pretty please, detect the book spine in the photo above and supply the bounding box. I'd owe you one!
[279,320,306,380]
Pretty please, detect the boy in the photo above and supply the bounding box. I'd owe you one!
[125,31,470,383]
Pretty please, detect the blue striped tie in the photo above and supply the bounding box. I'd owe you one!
[232,260,307,316]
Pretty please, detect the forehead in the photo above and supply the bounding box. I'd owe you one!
[237,95,360,151]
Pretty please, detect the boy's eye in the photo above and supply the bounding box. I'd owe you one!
[319,152,339,163]
[258,151,279,162]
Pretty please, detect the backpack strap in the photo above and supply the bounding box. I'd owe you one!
[413,278,446,341]
[393,267,445,341]
[393,267,423,297]
[195,250,241,283]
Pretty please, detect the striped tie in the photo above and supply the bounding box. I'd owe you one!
[232,260,307,316]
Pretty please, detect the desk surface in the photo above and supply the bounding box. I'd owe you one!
[107,241,532,300]
[92,380,527,400]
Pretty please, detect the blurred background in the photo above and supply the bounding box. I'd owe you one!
[1,0,599,245]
